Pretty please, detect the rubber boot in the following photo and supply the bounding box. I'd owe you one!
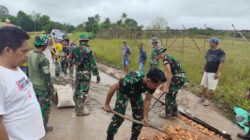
[75,97,90,116]
[106,134,114,140]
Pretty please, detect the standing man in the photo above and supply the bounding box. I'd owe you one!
[138,43,147,72]
[103,68,166,140]
[122,41,131,74]
[61,38,70,75]
[28,35,55,132]
[200,37,225,106]
[69,33,101,116]
[150,37,160,69]
[0,26,45,140]
[154,48,187,118]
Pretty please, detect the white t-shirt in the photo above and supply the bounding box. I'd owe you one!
[0,66,45,140]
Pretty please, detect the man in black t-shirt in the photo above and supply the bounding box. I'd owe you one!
[200,37,225,106]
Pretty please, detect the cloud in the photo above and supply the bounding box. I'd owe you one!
[1,0,250,29]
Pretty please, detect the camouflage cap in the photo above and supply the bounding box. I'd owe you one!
[79,33,89,41]
[34,35,48,46]
[151,37,159,43]
[155,47,167,55]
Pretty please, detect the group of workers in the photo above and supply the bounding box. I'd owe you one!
[1,25,249,140]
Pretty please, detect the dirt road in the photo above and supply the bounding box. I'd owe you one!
[42,64,243,140]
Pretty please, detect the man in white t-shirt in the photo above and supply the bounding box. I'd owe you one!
[0,26,45,140]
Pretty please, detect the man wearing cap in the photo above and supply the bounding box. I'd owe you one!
[200,37,225,106]
[28,35,55,132]
[122,41,131,74]
[69,33,101,116]
[150,37,160,69]
[155,47,187,118]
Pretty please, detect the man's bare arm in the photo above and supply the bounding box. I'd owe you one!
[103,82,120,112]
[0,116,8,140]
[143,93,152,126]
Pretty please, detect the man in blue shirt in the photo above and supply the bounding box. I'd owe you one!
[200,37,225,106]
[138,43,147,72]
[122,41,131,74]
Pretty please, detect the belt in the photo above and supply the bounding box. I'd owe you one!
[174,73,186,77]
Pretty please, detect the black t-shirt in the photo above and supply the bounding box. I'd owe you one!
[205,48,225,73]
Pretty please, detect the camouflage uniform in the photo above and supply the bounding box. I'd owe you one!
[107,71,155,138]
[28,35,55,128]
[163,54,187,115]
[150,47,159,69]
[70,36,99,115]
[150,37,160,69]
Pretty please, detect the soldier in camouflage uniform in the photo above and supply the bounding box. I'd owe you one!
[103,68,166,140]
[150,37,160,69]
[69,33,101,116]
[28,35,55,132]
[155,47,188,118]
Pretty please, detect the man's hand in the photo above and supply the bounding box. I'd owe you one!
[214,72,220,80]
[143,118,150,127]
[96,75,101,83]
[103,105,111,112]
[164,88,170,94]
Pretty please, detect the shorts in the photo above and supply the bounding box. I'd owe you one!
[123,59,129,66]
[200,72,219,91]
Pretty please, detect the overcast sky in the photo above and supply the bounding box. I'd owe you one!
[1,0,250,29]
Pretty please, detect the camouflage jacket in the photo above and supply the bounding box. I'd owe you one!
[163,54,185,75]
[28,50,54,94]
[119,71,155,96]
[69,45,99,76]
[150,47,159,66]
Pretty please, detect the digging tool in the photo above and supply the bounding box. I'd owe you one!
[110,110,167,134]
[150,92,166,111]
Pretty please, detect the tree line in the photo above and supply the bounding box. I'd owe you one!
[0,5,249,39]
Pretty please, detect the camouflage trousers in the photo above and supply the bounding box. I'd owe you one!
[74,70,91,114]
[107,91,144,137]
[165,76,187,115]
[55,61,61,76]
[34,88,52,128]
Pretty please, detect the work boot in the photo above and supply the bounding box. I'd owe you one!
[75,97,90,116]
[159,112,173,119]
[76,107,90,116]
[238,131,250,139]
[106,134,114,140]
[130,134,138,140]
[45,126,54,132]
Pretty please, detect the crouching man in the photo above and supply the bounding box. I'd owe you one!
[103,68,166,140]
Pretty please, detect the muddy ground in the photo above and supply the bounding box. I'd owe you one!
[42,48,242,140]
[42,63,243,140]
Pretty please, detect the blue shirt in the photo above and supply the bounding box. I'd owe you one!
[139,48,147,63]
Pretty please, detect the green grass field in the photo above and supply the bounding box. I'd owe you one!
[27,32,250,116]
[70,33,250,114]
